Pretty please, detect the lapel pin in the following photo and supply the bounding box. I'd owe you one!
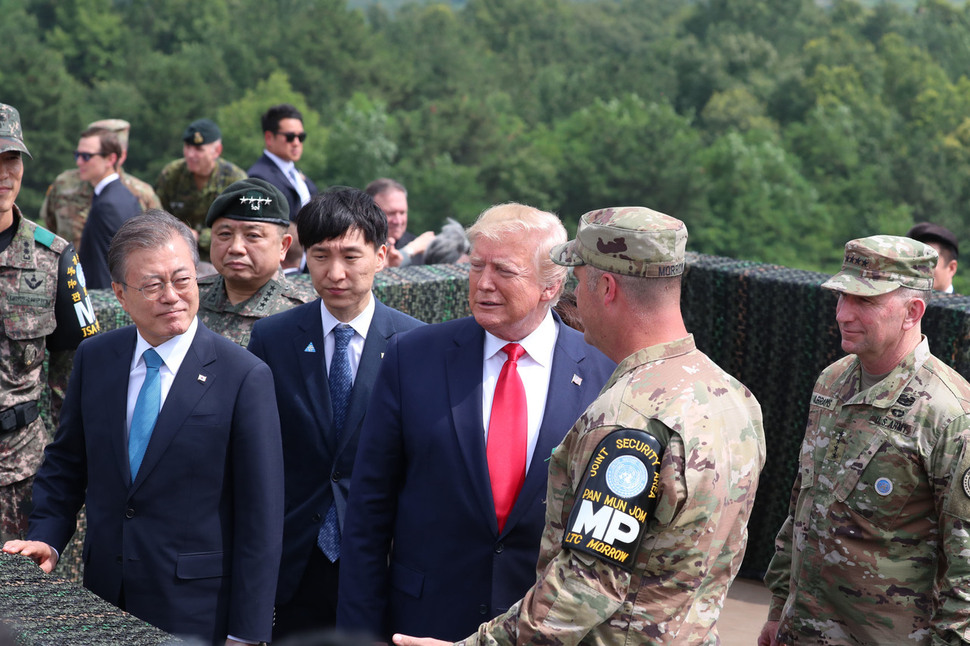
[572,374,583,386]
[305,342,316,353]
[381,352,385,359]
[197,374,207,383]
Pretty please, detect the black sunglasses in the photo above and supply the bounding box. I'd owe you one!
[278,131,307,143]
[73,151,108,162]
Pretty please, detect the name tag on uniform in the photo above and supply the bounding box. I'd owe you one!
[810,392,836,410]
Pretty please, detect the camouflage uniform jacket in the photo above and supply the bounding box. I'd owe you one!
[197,270,316,346]
[0,208,98,485]
[459,335,766,646]
[40,168,160,249]
[155,158,247,232]
[764,337,970,645]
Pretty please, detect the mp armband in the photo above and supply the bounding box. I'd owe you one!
[562,428,665,570]
[48,243,100,351]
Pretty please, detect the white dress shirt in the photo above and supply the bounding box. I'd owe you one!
[93,172,120,196]
[319,293,376,383]
[126,317,199,435]
[481,310,559,470]
[263,149,311,207]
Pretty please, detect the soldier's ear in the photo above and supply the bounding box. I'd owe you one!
[902,295,926,330]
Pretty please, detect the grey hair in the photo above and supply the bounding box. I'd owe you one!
[108,209,199,283]
[424,218,471,264]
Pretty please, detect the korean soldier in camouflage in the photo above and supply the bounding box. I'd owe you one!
[394,207,766,646]
[155,119,247,260]
[760,236,970,646]
[0,104,98,542]
[198,178,315,346]
[40,118,160,250]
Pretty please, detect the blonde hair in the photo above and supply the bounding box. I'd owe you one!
[467,203,567,300]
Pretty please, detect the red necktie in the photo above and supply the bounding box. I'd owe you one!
[487,343,527,533]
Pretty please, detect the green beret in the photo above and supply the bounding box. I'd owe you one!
[182,119,221,145]
[205,178,290,227]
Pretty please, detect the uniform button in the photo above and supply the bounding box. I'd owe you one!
[312,513,322,522]
[494,543,504,553]
[125,508,135,519]
[479,604,488,615]
[332,472,341,482]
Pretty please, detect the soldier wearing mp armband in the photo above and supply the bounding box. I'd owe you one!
[393,207,766,646]
[0,103,98,542]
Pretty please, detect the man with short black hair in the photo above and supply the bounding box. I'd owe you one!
[76,126,141,289]
[249,188,423,639]
[907,221,959,293]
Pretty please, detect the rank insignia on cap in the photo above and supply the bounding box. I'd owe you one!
[963,468,970,499]
[197,374,207,383]
[240,192,272,212]
[193,131,203,145]
[874,477,893,496]
[304,342,316,353]
[572,374,583,386]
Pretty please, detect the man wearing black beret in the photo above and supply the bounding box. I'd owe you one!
[197,178,315,346]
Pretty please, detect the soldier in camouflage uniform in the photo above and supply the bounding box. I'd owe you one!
[0,104,98,543]
[760,236,970,646]
[198,178,315,346]
[394,207,766,646]
[155,119,247,260]
[40,118,160,250]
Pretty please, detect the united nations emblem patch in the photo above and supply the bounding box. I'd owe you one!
[874,477,893,496]
[963,467,970,499]
[606,455,649,498]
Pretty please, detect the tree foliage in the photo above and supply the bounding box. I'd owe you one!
[8,0,970,288]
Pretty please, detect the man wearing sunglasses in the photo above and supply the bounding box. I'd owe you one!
[75,126,141,290]
[40,118,160,251]
[249,104,319,276]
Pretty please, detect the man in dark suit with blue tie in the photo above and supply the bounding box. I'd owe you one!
[248,104,318,274]
[248,188,423,639]
[75,126,140,289]
[4,210,284,645]
[337,203,616,642]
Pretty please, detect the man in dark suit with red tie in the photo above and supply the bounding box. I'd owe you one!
[337,203,615,642]
[248,188,423,639]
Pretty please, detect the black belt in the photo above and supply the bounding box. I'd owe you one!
[0,401,39,435]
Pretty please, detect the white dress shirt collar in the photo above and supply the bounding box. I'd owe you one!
[93,172,120,196]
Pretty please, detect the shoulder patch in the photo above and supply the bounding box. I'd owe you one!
[563,428,665,570]
[33,226,56,249]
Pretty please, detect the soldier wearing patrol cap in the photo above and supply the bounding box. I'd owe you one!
[155,118,247,258]
[393,206,766,646]
[197,177,315,346]
[760,236,970,645]
[0,103,98,543]
[40,118,160,250]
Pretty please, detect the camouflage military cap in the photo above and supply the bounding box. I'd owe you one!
[551,206,687,278]
[182,119,221,145]
[205,178,290,227]
[87,119,131,150]
[822,235,937,296]
[0,104,31,159]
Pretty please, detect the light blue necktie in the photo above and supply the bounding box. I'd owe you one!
[317,325,354,561]
[128,348,163,481]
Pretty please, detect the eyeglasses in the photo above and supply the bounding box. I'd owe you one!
[122,275,197,300]
[278,131,307,143]
[74,151,108,162]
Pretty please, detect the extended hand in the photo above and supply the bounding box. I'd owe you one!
[757,620,780,646]
[2,540,58,573]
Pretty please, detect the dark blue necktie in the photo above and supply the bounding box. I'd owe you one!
[317,325,354,561]
[128,348,163,481]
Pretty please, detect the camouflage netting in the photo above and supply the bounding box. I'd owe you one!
[0,552,181,644]
[16,255,970,638]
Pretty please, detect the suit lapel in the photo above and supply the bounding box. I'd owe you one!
[111,329,138,485]
[446,320,497,528]
[130,325,216,492]
[296,302,335,453]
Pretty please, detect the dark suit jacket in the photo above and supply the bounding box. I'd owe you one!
[29,321,284,644]
[336,314,615,641]
[79,179,140,289]
[247,153,319,221]
[247,299,424,604]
